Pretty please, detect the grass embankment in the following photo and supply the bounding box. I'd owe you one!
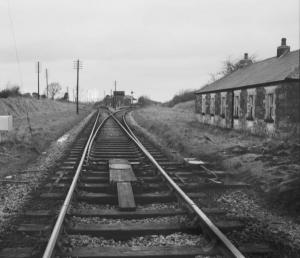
[0,97,94,178]
[131,101,300,214]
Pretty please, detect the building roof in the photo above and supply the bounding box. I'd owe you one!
[124,95,137,100]
[104,95,112,100]
[195,49,299,94]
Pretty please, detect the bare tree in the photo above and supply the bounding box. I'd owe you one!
[208,53,259,83]
[220,53,259,77]
[45,82,62,100]
[208,72,220,83]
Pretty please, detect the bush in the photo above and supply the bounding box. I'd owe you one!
[138,95,155,106]
[0,84,22,98]
[163,89,195,107]
[23,93,32,98]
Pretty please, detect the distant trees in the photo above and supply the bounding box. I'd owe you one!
[163,89,195,107]
[138,95,153,106]
[45,82,62,100]
[32,92,39,99]
[23,93,32,98]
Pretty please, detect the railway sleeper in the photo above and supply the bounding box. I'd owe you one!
[51,175,198,183]
[40,192,208,204]
[0,243,273,258]
[25,208,226,218]
[46,182,234,193]
[16,221,244,238]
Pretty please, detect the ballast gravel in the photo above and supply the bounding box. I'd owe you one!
[0,110,96,248]
[73,202,185,212]
[69,215,190,226]
[61,232,206,248]
[137,202,184,210]
[73,203,117,210]
[127,111,300,257]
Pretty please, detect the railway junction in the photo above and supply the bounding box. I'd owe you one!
[0,107,284,258]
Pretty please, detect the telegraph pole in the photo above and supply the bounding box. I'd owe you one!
[131,91,134,108]
[35,62,42,99]
[67,87,69,103]
[114,81,117,110]
[74,60,82,114]
[45,69,49,99]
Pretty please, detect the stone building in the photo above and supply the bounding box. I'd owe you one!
[194,38,299,139]
[103,94,136,106]
[104,95,113,106]
[123,95,136,106]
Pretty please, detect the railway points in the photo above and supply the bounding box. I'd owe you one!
[0,107,273,258]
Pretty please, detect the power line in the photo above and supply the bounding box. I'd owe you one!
[6,0,23,90]
[6,0,36,147]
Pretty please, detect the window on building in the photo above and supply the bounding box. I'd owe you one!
[234,96,239,116]
[267,93,274,118]
[210,97,215,114]
[221,97,226,115]
[202,97,206,113]
[248,95,254,118]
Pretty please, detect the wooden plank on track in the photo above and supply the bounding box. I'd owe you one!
[109,159,137,183]
[110,169,137,183]
[117,182,136,211]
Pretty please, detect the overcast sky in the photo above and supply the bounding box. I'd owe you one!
[0,0,299,102]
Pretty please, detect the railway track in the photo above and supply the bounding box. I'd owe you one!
[0,107,273,258]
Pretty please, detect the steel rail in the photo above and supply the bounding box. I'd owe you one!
[86,113,112,163]
[112,110,245,258]
[43,110,101,258]
[86,109,122,163]
[121,111,141,144]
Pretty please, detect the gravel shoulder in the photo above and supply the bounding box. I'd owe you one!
[0,108,97,248]
[0,107,93,179]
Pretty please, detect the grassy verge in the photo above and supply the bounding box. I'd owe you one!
[0,99,94,179]
[131,103,300,214]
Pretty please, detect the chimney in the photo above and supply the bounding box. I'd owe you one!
[239,53,253,68]
[277,38,290,57]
